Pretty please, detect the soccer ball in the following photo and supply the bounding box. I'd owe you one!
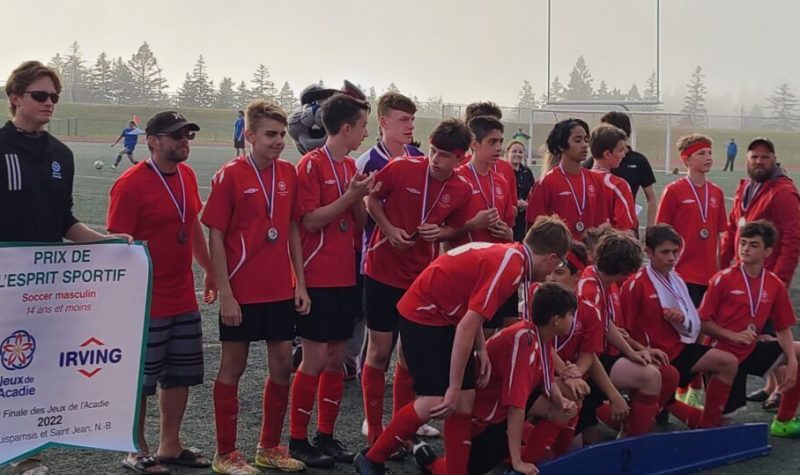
[94,160,104,170]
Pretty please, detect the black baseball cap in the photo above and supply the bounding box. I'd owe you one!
[145,111,200,136]
[747,137,775,154]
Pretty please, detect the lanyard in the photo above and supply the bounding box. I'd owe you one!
[247,154,275,221]
[469,163,495,209]
[375,141,408,162]
[740,264,766,319]
[420,169,447,225]
[536,330,552,396]
[741,181,762,212]
[147,158,185,224]
[684,177,708,223]
[558,164,586,217]
[323,145,348,197]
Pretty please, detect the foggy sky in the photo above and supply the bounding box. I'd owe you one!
[2,0,795,114]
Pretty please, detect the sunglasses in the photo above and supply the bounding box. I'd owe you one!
[24,90,60,104]
[157,130,196,141]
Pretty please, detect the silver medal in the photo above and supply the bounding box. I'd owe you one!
[339,218,349,232]
[738,217,747,228]
[266,227,279,243]
[177,229,189,244]
[699,228,710,239]
[575,221,585,232]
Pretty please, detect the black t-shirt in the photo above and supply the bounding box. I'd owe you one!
[0,121,78,242]
[513,165,535,241]
[582,149,656,198]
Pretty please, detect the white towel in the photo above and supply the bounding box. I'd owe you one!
[645,266,700,343]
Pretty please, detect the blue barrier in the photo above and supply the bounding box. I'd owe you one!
[506,423,771,475]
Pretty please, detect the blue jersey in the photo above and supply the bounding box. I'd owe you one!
[122,127,139,150]
[355,142,424,273]
[233,117,245,141]
[727,141,738,157]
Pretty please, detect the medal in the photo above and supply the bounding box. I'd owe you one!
[685,177,710,238]
[738,217,747,228]
[247,154,278,242]
[558,164,587,232]
[699,228,709,239]
[576,221,585,232]
[747,323,757,333]
[323,146,352,234]
[339,218,349,232]
[148,158,187,243]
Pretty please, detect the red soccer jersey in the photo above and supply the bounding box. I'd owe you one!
[493,159,519,206]
[472,321,554,427]
[202,156,299,304]
[593,169,638,232]
[656,178,727,286]
[452,163,516,246]
[699,265,796,362]
[620,270,686,361]
[364,157,473,289]
[555,298,604,364]
[578,266,622,355]
[525,166,605,239]
[107,161,202,318]
[296,147,359,287]
[397,242,529,327]
[720,176,800,285]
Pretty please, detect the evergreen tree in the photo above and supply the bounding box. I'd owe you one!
[517,80,537,108]
[277,82,299,112]
[564,55,594,100]
[386,82,400,93]
[644,71,658,101]
[48,53,66,77]
[626,84,642,102]
[62,42,90,102]
[215,77,236,109]
[421,96,443,116]
[127,42,168,105]
[549,76,565,102]
[608,88,625,101]
[681,66,708,126]
[235,81,251,109]
[251,64,277,101]
[367,87,378,104]
[87,52,114,103]
[595,80,610,99]
[766,82,800,131]
[177,73,200,108]
[111,56,135,104]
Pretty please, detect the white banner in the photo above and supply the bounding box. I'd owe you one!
[0,241,151,466]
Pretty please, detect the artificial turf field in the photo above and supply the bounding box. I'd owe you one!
[15,141,800,475]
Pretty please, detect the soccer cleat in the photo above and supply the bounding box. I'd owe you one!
[211,451,260,475]
[289,437,334,468]
[771,416,800,437]
[254,445,306,472]
[674,389,688,404]
[313,432,356,463]
[416,423,441,438]
[353,450,386,475]
[684,388,705,409]
[412,440,437,471]
[746,389,770,402]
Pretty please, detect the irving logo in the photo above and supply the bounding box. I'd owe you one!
[58,337,122,378]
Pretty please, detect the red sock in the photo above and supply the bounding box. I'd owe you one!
[552,426,575,457]
[317,370,344,435]
[213,380,239,455]
[429,457,447,475]
[626,392,659,436]
[362,364,385,443]
[668,400,703,428]
[778,366,800,421]
[289,371,319,440]
[700,377,732,428]
[259,379,289,448]
[366,403,423,463]
[595,402,621,430]
[521,419,561,463]
[393,362,415,415]
[444,413,472,475]
[658,365,680,409]
[690,373,705,390]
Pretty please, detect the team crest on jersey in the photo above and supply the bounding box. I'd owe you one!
[441,193,451,204]
[51,161,62,179]
[405,187,421,194]
[710,196,719,207]
[494,186,504,198]
[587,184,596,194]
[761,290,769,302]
[278,180,287,192]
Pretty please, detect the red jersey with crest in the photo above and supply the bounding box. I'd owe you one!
[699,265,795,362]
[620,270,686,360]
[451,163,515,246]
[526,166,605,239]
[397,242,528,327]
[364,157,473,289]
[296,147,359,287]
[593,168,638,232]
[202,156,299,304]
[656,178,727,286]
[493,159,519,206]
[472,321,554,428]
[578,266,623,355]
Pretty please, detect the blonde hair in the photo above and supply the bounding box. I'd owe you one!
[246,99,287,131]
[676,133,713,154]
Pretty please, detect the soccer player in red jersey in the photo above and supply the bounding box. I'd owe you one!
[720,138,800,286]
[526,119,605,240]
[700,220,800,436]
[107,111,215,474]
[412,283,580,475]
[588,124,638,234]
[289,94,378,467]
[354,217,571,475]
[201,101,309,474]
[657,134,727,307]
[620,225,739,429]
[360,119,473,444]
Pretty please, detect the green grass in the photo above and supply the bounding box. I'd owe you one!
[29,142,800,474]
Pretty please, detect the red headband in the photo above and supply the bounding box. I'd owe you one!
[565,250,585,272]
[680,140,712,159]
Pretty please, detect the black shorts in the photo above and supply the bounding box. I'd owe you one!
[219,300,296,342]
[296,286,358,342]
[671,343,713,387]
[363,276,405,332]
[484,292,519,329]
[725,341,784,414]
[234,139,245,149]
[576,353,621,434]
[685,283,708,309]
[467,422,509,474]
[400,318,476,396]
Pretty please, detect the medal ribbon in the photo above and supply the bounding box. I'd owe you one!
[148,158,186,225]
[558,164,586,217]
[247,154,275,222]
